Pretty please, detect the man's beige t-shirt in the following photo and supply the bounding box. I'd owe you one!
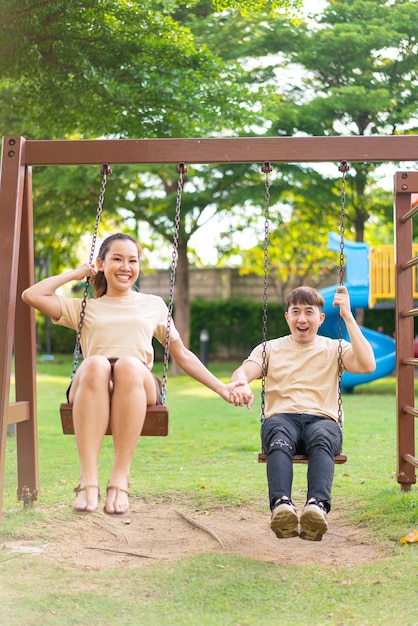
[53,292,180,370]
[244,335,351,422]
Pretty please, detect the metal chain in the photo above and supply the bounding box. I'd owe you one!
[337,160,350,427]
[261,161,272,420]
[70,164,112,380]
[160,162,187,402]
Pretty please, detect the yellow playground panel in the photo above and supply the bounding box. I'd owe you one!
[369,244,418,308]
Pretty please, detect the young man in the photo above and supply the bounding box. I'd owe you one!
[231,285,375,541]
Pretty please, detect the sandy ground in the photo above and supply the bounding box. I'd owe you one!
[3,498,385,571]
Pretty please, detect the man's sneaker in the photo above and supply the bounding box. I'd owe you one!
[270,497,298,539]
[299,498,328,541]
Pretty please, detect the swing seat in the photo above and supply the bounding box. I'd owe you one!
[257,453,347,464]
[59,403,169,436]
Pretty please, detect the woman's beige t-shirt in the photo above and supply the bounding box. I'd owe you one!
[53,292,180,370]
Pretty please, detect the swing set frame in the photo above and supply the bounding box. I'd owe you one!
[0,134,417,521]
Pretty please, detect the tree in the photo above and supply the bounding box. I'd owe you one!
[30,165,125,276]
[93,161,290,346]
[260,0,418,241]
[0,1,249,138]
[217,0,417,305]
[231,167,343,304]
[212,0,301,11]
[0,1,256,350]
[3,0,417,350]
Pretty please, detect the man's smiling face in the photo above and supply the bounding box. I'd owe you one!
[285,302,325,344]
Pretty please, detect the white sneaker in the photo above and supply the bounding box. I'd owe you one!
[270,497,298,539]
[300,498,328,541]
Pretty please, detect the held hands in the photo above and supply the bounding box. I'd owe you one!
[224,381,254,409]
[332,285,352,319]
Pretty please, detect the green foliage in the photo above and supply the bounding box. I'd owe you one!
[1,0,416,263]
[0,1,249,138]
[2,2,413,252]
[261,0,418,241]
[212,0,301,13]
[30,165,124,274]
[240,168,342,300]
[189,299,287,358]
[272,1,418,136]
[363,307,396,339]
[35,311,75,355]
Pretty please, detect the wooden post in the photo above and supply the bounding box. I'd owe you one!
[394,171,418,490]
[0,137,29,521]
[14,167,39,505]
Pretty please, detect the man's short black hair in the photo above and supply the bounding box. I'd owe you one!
[285,287,325,312]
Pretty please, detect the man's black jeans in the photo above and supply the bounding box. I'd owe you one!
[261,413,343,511]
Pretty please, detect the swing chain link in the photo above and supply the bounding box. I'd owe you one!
[261,161,272,419]
[70,164,112,380]
[337,160,350,428]
[338,160,349,287]
[161,162,187,401]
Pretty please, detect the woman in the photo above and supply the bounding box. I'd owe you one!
[22,233,251,516]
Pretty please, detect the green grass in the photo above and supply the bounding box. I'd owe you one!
[1,358,417,625]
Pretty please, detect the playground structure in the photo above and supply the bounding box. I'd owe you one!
[370,242,418,308]
[319,233,397,392]
[0,135,417,521]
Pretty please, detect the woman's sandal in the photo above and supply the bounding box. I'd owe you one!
[104,484,130,517]
[72,484,100,515]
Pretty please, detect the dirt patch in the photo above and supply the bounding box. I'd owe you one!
[3,499,385,571]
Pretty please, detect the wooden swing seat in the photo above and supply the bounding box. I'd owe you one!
[60,403,169,436]
[258,452,347,464]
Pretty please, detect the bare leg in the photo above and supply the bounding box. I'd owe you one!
[69,356,111,512]
[104,357,157,515]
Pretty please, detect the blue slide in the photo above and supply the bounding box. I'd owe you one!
[317,234,396,392]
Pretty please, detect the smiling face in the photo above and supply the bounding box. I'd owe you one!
[285,302,325,344]
[284,287,325,345]
[96,238,140,296]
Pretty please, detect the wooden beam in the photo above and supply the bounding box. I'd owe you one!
[7,402,29,425]
[21,135,418,166]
